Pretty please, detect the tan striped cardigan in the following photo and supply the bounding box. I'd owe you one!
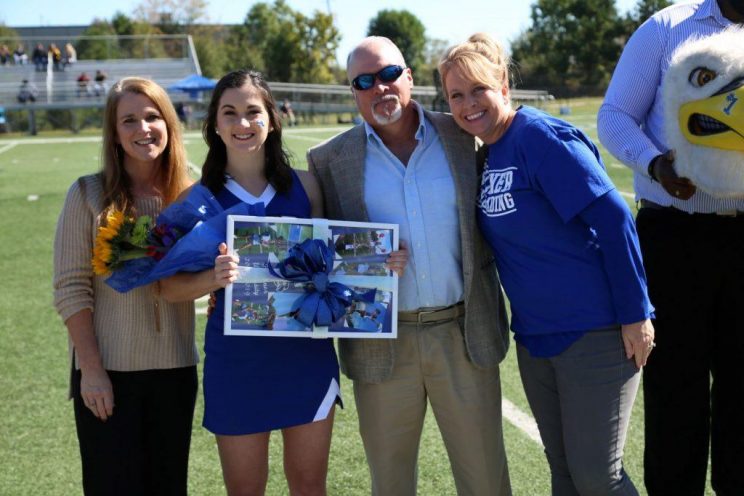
[53,174,198,377]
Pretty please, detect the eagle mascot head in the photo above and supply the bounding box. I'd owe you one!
[663,27,744,198]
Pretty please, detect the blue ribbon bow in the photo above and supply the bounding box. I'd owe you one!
[268,239,376,327]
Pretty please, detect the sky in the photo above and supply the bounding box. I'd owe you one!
[1,0,666,62]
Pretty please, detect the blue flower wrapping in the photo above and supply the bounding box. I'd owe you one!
[106,184,265,293]
[268,239,376,327]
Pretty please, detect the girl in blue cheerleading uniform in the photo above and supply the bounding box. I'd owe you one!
[160,70,339,495]
[440,34,655,495]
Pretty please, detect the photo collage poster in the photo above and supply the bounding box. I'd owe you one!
[224,215,399,338]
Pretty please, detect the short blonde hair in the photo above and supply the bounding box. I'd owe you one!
[101,77,190,212]
[438,33,511,97]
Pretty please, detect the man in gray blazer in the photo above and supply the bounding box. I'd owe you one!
[307,37,511,496]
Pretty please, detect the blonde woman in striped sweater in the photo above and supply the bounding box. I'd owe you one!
[53,78,197,496]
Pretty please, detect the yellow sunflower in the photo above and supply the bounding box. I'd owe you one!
[106,210,125,232]
[92,237,113,275]
[91,210,128,276]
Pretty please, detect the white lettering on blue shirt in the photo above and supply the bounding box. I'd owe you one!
[479,167,517,217]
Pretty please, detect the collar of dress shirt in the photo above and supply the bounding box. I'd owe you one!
[695,0,733,25]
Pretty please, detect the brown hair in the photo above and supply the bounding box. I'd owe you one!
[438,33,511,98]
[201,69,292,194]
[100,77,190,214]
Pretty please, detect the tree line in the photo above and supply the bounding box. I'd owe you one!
[511,0,671,96]
[0,0,671,94]
[71,0,445,86]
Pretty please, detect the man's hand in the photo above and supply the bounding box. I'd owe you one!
[651,150,696,200]
[385,241,409,277]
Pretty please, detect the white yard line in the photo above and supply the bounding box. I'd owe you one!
[187,161,201,177]
[0,127,350,146]
[0,142,18,154]
[194,306,549,446]
[195,295,209,315]
[283,127,349,134]
[0,136,102,145]
[194,294,548,445]
[503,398,544,446]
[287,135,329,143]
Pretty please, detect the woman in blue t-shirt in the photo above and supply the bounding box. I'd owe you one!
[439,34,655,495]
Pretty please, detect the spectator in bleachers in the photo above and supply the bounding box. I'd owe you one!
[0,45,11,66]
[64,43,77,69]
[174,101,192,127]
[49,43,62,71]
[77,72,91,97]
[280,98,297,126]
[17,79,38,103]
[32,43,46,71]
[94,69,108,96]
[13,44,28,65]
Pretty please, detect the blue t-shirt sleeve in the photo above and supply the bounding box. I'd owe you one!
[578,190,654,324]
[524,122,615,223]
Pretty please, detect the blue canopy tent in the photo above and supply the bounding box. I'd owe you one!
[168,74,216,99]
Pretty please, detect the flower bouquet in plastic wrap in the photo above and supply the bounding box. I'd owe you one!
[91,183,265,293]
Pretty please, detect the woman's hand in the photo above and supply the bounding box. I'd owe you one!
[80,365,114,421]
[621,318,655,368]
[161,243,236,302]
[385,244,409,277]
[214,242,239,288]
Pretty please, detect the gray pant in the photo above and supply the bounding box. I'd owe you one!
[517,328,640,496]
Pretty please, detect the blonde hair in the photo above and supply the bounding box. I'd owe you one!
[438,33,511,97]
[100,77,190,213]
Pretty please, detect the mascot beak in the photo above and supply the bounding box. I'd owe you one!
[679,77,744,151]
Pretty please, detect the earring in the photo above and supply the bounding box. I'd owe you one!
[215,129,220,135]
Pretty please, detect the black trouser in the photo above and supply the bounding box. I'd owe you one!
[71,366,198,496]
[637,207,744,496]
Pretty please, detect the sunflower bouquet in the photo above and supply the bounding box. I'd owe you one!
[92,210,181,276]
[91,183,265,293]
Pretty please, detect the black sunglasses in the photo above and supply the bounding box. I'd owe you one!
[351,65,406,91]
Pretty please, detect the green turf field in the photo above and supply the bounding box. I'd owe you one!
[0,101,714,495]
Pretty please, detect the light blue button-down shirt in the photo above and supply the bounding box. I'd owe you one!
[598,0,744,213]
[363,102,464,311]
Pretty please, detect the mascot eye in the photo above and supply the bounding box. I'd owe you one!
[688,67,717,87]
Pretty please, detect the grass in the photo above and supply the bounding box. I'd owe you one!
[0,105,714,495]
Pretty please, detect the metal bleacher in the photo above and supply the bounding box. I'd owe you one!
[266,82,553,116]
[0,58,197,111]
[0,33,553,133]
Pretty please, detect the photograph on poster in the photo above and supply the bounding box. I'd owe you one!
[225,216,399,339]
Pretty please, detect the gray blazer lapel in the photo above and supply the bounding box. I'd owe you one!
[423,110,509,369]
[333,126,370,223]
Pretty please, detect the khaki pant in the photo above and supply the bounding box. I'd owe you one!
[354,319,511,496]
